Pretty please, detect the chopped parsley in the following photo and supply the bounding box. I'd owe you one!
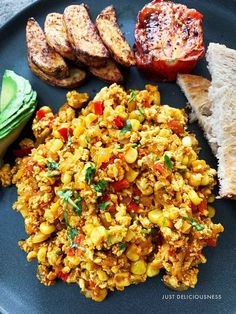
[57,189,82,216]
[164,154,173,171]
[47,160,59,176]
[93,180,108,194]
[120,120,132,135]
[119,242,127,250]
[67,226,86,252]
[98,201,111,211]
[128,91,136,103]
[132,143,139,148]
[183,216,205,231]
[85,163,96,185]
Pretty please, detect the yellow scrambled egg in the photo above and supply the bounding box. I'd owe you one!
[8,84,223,301]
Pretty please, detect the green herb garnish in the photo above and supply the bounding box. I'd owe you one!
[67,227,86,252]
[94,180,108,194]
[164,154,173,170]
[98,201,111,211]
[120,120,132,135]
[119,242,127,250]
[47,160,59,176]
[128,91,136,103]
[183,216,205,231]
[132,143,139,148]
[57,190,82,216]
[85,163,96,185]
[138,107,145,115]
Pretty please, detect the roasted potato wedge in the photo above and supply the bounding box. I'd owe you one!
[63,4,109,67]
[26,18,69,79]
[96,6,136,67]
[44,13,77,62]
[28,57,86,88]
[89,60,123,83]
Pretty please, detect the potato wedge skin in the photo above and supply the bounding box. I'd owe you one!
[28,57,86,88]
[63,4,109,67]
[96,6,136,67]
[26,18,69,79]
[44,13,77,62]
[89,59,123,83]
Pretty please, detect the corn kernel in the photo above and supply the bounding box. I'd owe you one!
[125,230,135,242]
[146,262,160,277]
[97,270,108,281]
[74,124,85,137]
[40,222,56,235]
[124,147,138,163]
[159,129,171,137]
[126,167,139,182]
[188,190,202,206]
[129,111,145,123]
[189,173,202,187]
[208,195,215,203]
[130,119,141,131]
[131,259,147,275]
[83,223,94,235]
[78,134,87,147]
[208,205,216,218]
[61,172,72,185]
[32,232,50,243]
[148,209,162,224]
[192,160,207,172]
[50,139,64,153]
[126,244,140,261]
[67,255,81,266]
[37,246,47,263]
[104,212,112,222]
[90,226,107,245]
[182,155,189,165]
[85,113,97,127]
[201,174,210,186]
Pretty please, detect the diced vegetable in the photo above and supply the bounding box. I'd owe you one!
[114,116,124,128]
[58,127,73,142]
[111,179,129,192]
[93,101,104,115]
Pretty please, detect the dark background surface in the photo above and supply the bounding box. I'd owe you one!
[0,0,236,313]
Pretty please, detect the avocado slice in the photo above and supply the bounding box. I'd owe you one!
[0,70,37,165]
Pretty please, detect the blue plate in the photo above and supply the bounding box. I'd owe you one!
[0,1,236,313]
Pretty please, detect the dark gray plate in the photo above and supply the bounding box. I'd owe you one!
[0,1,236,313]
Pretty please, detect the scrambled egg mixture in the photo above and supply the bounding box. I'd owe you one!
[8,84,223,301]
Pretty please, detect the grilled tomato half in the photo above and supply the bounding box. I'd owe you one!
[134,0,205,81]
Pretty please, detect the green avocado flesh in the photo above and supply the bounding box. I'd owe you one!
[0,70,37,163]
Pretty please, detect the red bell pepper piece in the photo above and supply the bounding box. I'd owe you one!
[198,198,207,214]
[57,271,69,281]
[206,238,217,247]
[154,162,165,175]
[74,234,85,245]
[101,156,115,168]
[111,179,129,192]
[58,127,73,141]
[127,201,139,212]
[113,116,124,128]
[168,120,184,135]
[93,101,104,115]
[36,109,46,120]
